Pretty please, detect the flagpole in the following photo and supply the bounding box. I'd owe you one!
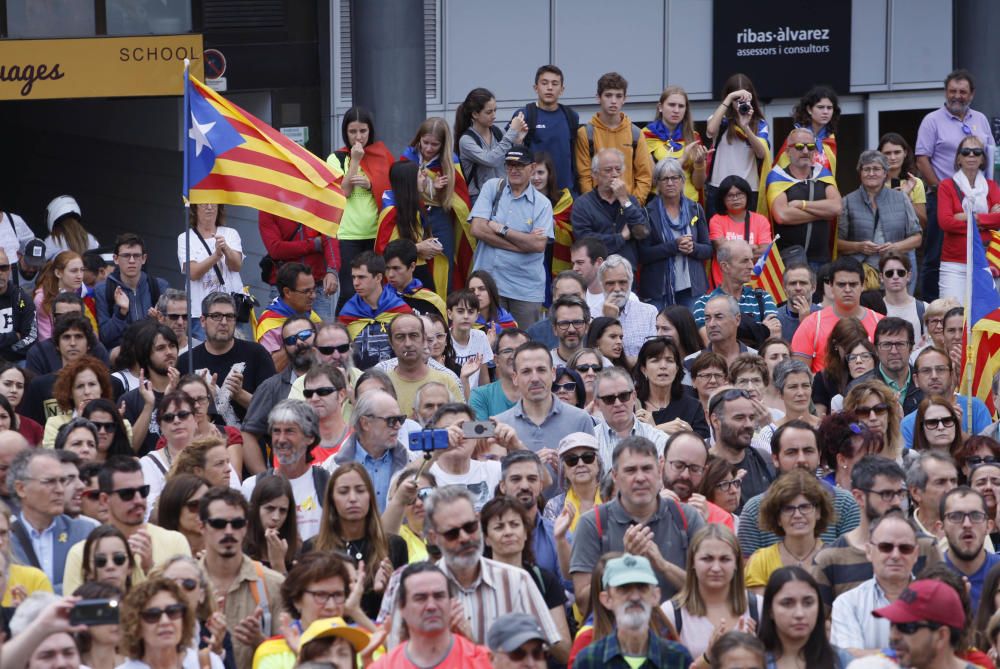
[964,201,974,434]
[182,59,193,374]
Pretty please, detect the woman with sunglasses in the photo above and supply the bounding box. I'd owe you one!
[175,374,244,476]
[953,435,1000,484]
[880,252,926,341]
[544,432,603,577]
[43,354,115,447]
[912,396,964,455]
[817,411,879,489]
[0,363,43,446]
[811,317,870,416]
[81,524,136,591]
[140,391,198,519]
[698,457,743,528]
[842,380,905,463]
[553,366,586,409]
[82,398,133,461]
[302,363,351,465]
[73,581,125,669]
[152,555,235,669]
[119,576,222,669]
[243,475,299,575]
[635,336,709,438]
[567,347,604,414]
[308,462,407,619]
[745,470,833,595]
[152,474,210,556]
[938,134,1000,299]
[381,464,437,563]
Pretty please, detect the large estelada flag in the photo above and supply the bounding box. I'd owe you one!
[985,231,1000,275]
[961,212,1000,415]
[750,237,787,304]
[183,73,344,236]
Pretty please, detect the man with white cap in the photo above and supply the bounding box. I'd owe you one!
[874,579,974,669]
[487,613,549,669]
[573,553,693,669]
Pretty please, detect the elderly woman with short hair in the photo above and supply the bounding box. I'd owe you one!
[640,157,712,309]
[837,149,922,287]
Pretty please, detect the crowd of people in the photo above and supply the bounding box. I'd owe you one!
[0,63,999,669]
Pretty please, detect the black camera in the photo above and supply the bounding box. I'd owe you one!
[737,101,752,116]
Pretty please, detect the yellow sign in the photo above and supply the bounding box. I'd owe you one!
[0,34,204,100]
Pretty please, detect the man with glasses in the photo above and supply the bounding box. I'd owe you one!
[593,367,667,466]
[768,127,843,269]
[62,456,190,596]
[876,579,972,669]
[470,328,528,420]
[338,251,413,370]
[199,486,284,669]
[470,145,554,329]
[289,322,359,403]
[487,613,551,669]
[0,247,36,363]
[382,238,447,320]
[792,256,883,373]
[848,318,924,415]
[831,510,922,652]
[661,431,733,529]
[707,388,774,513]
[527,271,587,350]
[95,233,169,350]
[7,449,92,593]
[814,456,941,606]
[549,294,590,366]
[154,288,200,355]
[907,450,959,550]
[572,436,705,609]
[257,261,321,369]
[940,487,1000,611]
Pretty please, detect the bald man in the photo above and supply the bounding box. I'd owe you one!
[0,430,29,511]
[0,249,37,362]
[693,239,780,340]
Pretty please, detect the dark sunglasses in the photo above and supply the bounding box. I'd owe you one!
[574,364,602,373]
[882,269,907,278]
[366,414,406,428]
[416,487,434,501]
[552,381,577,392]
[140,603,186,625]
[113,485,150,501]
[892,621,941,635]
[507,647,546,662]
[857,403,890,417]
[303,386,339,399]
[184,499,202,513]
[871,541,917,555]
[174,578,199,592]
[82,490,102,501]
[164,313,188,321]
[91,421,116,433]
[439,520,479,541]
[923,416,956,430]
[707,388,752,414]
[283,330,314,346]
[966,455,998,467]
[94,552,128,568]
[205,517,248,530]
[960,147,985,157]
[0,264,11,273]
[597,391,632,405]
[563,452,597,467]
[316,343,351,355]
[160,410,193,424]
[716,478,742,492]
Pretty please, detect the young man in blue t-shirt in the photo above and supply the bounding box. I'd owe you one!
[513,64,579,193]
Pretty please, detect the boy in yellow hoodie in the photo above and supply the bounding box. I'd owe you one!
[575,72,654,202]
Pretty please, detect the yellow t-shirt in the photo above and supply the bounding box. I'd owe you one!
[399,524,428,563]
[3,563,52,605]
[387,368,464,416]
[744,544,783,589]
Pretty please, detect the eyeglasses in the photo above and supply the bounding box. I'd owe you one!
[555,319,587,330]
[716,478,742,492]
[507,647,546,662]
[861,487,907,503]
[707,388,752,414]
[668,460,705,475]
[553,381,577,392]
[438,520,479,542]
[892,621,941,635]
[735,377,764,388]
[791,142,817,151]
[140,603,186,625]
[780,502,816,517]
[597,391,632,405]
[926,317,945,329]
[0,264,11,272]
[861,166,886,175]
[305,589,347,605]
[916,365,950,377]
[205,517,248,530]
[112,485,150,501]
[724,191,747,200]
[416,487,434,501]
[172,578,199,592]
[695,371,726,382]
[883,269,907,278]
[94,552,128,568]
[870,541,917,555]
[960,147,985,157]
[575,363,602,374]
[82,490,102,501]
[846,352,873,363]
[316,343,351,355]
[164,313,188,321]
[303,386,339,399]
[160,410,193,423]
[26,476,70,489]
[91,421,117,433]
[923,416,956,430]
[289,287,318,295]
[943,510,989,524]
[967,455,998,467]
[660,175,683,183]
[877,340,912,351]
[204,312,237,322]
[498,347,516,358]
[856,403,890,417]
[283,330,315,346]
[365,414,406,428]
[188,396,210,406]
[563,452,597,467]
[117,253,144,261]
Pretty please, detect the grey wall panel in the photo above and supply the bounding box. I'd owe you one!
[890,0,952,86]
[444,0,550,105]
[666,0,714,97]
[851,0,887,88]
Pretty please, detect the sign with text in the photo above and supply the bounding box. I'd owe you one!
[712,1,851,99]
[0,34,204,100]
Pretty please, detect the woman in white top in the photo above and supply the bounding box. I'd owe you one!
[177,204,244,322]
[43,195,99,259]
[140,391,198,519]
[662,524,761,665]
[880,251,926,343]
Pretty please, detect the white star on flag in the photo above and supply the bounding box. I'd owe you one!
[189,112,216,158]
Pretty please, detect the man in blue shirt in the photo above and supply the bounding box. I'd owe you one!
[514,65,579,193]
[940,486,1000,611]
[470,146,554,329]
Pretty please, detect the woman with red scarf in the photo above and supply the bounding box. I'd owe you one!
[328,106,394,308]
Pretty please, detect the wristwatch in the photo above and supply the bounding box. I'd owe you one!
[498,225,510,238]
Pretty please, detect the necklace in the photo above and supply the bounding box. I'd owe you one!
[781,539,819,566]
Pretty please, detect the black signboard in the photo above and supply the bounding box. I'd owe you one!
[713,0,852,99]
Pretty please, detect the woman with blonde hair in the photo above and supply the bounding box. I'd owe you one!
[168,435,234,489]
[842,380,905,463]
[644,86,708,202]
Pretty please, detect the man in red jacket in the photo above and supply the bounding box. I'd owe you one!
[258,212,340,319]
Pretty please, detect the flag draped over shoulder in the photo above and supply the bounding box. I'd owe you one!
[183,73,344,236]
[551,189,574,278]
[751,238,787,304]
[642,122,703,202]
[961,212,1000,412]
[774,126,838,180]
[338,288,413,340]
[764,163,837,221]
[374,191,449,298]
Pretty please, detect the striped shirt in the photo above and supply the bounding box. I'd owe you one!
[693,285,777,328]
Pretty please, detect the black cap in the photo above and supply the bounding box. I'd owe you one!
[504,145,533,166]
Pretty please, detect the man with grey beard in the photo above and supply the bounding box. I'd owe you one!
[573,553,693,668]
[597,254,656,357]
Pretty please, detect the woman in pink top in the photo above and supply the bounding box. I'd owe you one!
[709,175,772,286]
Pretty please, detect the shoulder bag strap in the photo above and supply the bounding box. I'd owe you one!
[10,520,41,569]
[251,560,272,637]
[192,229,226,286]
[672,601,683,635]
[148,452,168,475]
[802,180,815,251]
[743,209,751,242]
[490,179,507,221]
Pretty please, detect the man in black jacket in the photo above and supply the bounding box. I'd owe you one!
[0,249,35,362]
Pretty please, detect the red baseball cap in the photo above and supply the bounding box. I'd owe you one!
[872,580,965,629]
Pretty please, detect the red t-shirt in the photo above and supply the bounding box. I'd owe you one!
[790,306,883,373]
[708,211,773,285]
[370,635,493,669]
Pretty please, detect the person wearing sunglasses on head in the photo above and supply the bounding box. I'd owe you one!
[939,487,1000,612]
[289,323,360,408]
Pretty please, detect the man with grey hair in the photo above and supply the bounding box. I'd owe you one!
[412,380,450,426]
[0,429,29,512]
[240,398,329,540]
[377,485,567,661]
[549,293,591,366]
[838,149,922,272]
[593,366,667,465]
[154,287,201,354]
[7,591,84,669]
[8,449,93,593]
[693,239,780,339]
[907,449,959,551]
[684,294,755,373]
[597,254,657,357]
[571,148,649,272]
[326,389,413,511]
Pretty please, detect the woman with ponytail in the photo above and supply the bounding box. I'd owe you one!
[455,87,527,203]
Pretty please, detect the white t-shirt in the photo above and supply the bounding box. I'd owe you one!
[586,290,605,316]
[451,329,494,391]
[885,297,926,343]
[43,232,99,260]
[0,212,33,262]
[140,450,171,522]
[241,468,323,541]
[429,459,501,511]
[710,133,760,190]
[177,226,245,317]
[116,647,223,669]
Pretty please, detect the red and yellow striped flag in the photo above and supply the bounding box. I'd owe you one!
[183,73,344,236]
[986,231,1000,275]
[751,239,787,304]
